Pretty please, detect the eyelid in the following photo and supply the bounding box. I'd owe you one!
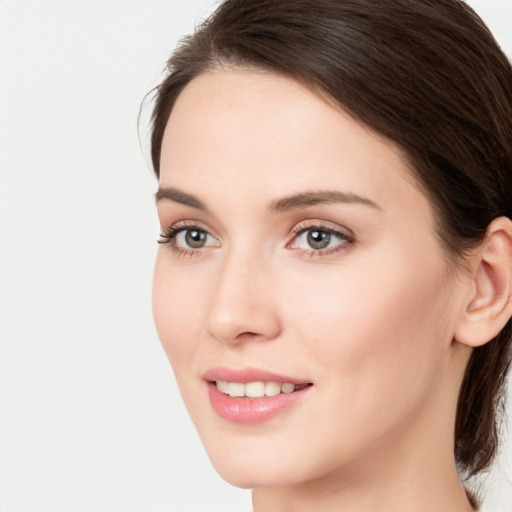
[286,219,355,254]
[160,219,219,237]
[158,220,220,254]
[289,219,354,239]
[158,218,354,257]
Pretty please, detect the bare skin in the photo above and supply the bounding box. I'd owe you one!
[153,69,512,512]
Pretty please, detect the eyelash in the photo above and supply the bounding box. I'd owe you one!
[288,221,355,257]
[158,221,355,258]
[157,222,215,258]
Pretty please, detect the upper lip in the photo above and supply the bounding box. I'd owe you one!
[204,366,312,385]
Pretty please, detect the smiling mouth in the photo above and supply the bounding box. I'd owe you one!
[214,380,312,398]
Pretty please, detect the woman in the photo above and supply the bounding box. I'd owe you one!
[148,1,512,510]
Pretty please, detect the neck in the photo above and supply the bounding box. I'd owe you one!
[252,453,473,512]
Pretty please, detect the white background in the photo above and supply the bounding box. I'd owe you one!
[0,1,511,511]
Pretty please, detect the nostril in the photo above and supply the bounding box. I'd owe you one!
[234,331,261,341]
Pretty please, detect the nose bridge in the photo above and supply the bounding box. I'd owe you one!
[205,241,281,344]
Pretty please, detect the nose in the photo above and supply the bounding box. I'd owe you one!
[205,250,282,345]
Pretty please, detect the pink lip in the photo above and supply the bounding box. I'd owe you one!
[204,367,313,425]
[203,366,310,385]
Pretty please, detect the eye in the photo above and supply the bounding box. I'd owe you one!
[177,228,210,249]
[288,222,354,255]
[158,224,219,254]
[299,229,335,250]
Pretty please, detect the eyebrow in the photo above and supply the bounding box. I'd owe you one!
[155,187,381,213]
[155,187,209,212]
[268,190,382,213]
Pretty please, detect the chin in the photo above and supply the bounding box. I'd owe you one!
[195,424,340,491]
[198,434,289,487]
[211,458,303,489]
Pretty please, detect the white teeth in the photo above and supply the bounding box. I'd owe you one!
[215,380,307,398]
[245,381,265,397]
[228,382,245,397]
[281,382,295,394]
[216,380,229,394]
[265,381,281,397]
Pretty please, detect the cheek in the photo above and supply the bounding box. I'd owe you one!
[152,253,207,369]
[280,249,453,419]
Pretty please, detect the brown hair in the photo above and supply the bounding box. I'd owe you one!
[149,0,512,478]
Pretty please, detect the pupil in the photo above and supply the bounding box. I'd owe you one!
[307,230,330,249]
[185,229,206,248]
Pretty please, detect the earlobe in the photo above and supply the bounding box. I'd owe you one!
[455,216,512,348]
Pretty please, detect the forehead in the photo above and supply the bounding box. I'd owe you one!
[159,69,428,220]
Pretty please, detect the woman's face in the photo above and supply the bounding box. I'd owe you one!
[153,70,467,488]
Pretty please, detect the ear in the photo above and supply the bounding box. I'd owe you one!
[455,216,512,347]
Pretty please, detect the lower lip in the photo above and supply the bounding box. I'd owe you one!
[207,382,312,424]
